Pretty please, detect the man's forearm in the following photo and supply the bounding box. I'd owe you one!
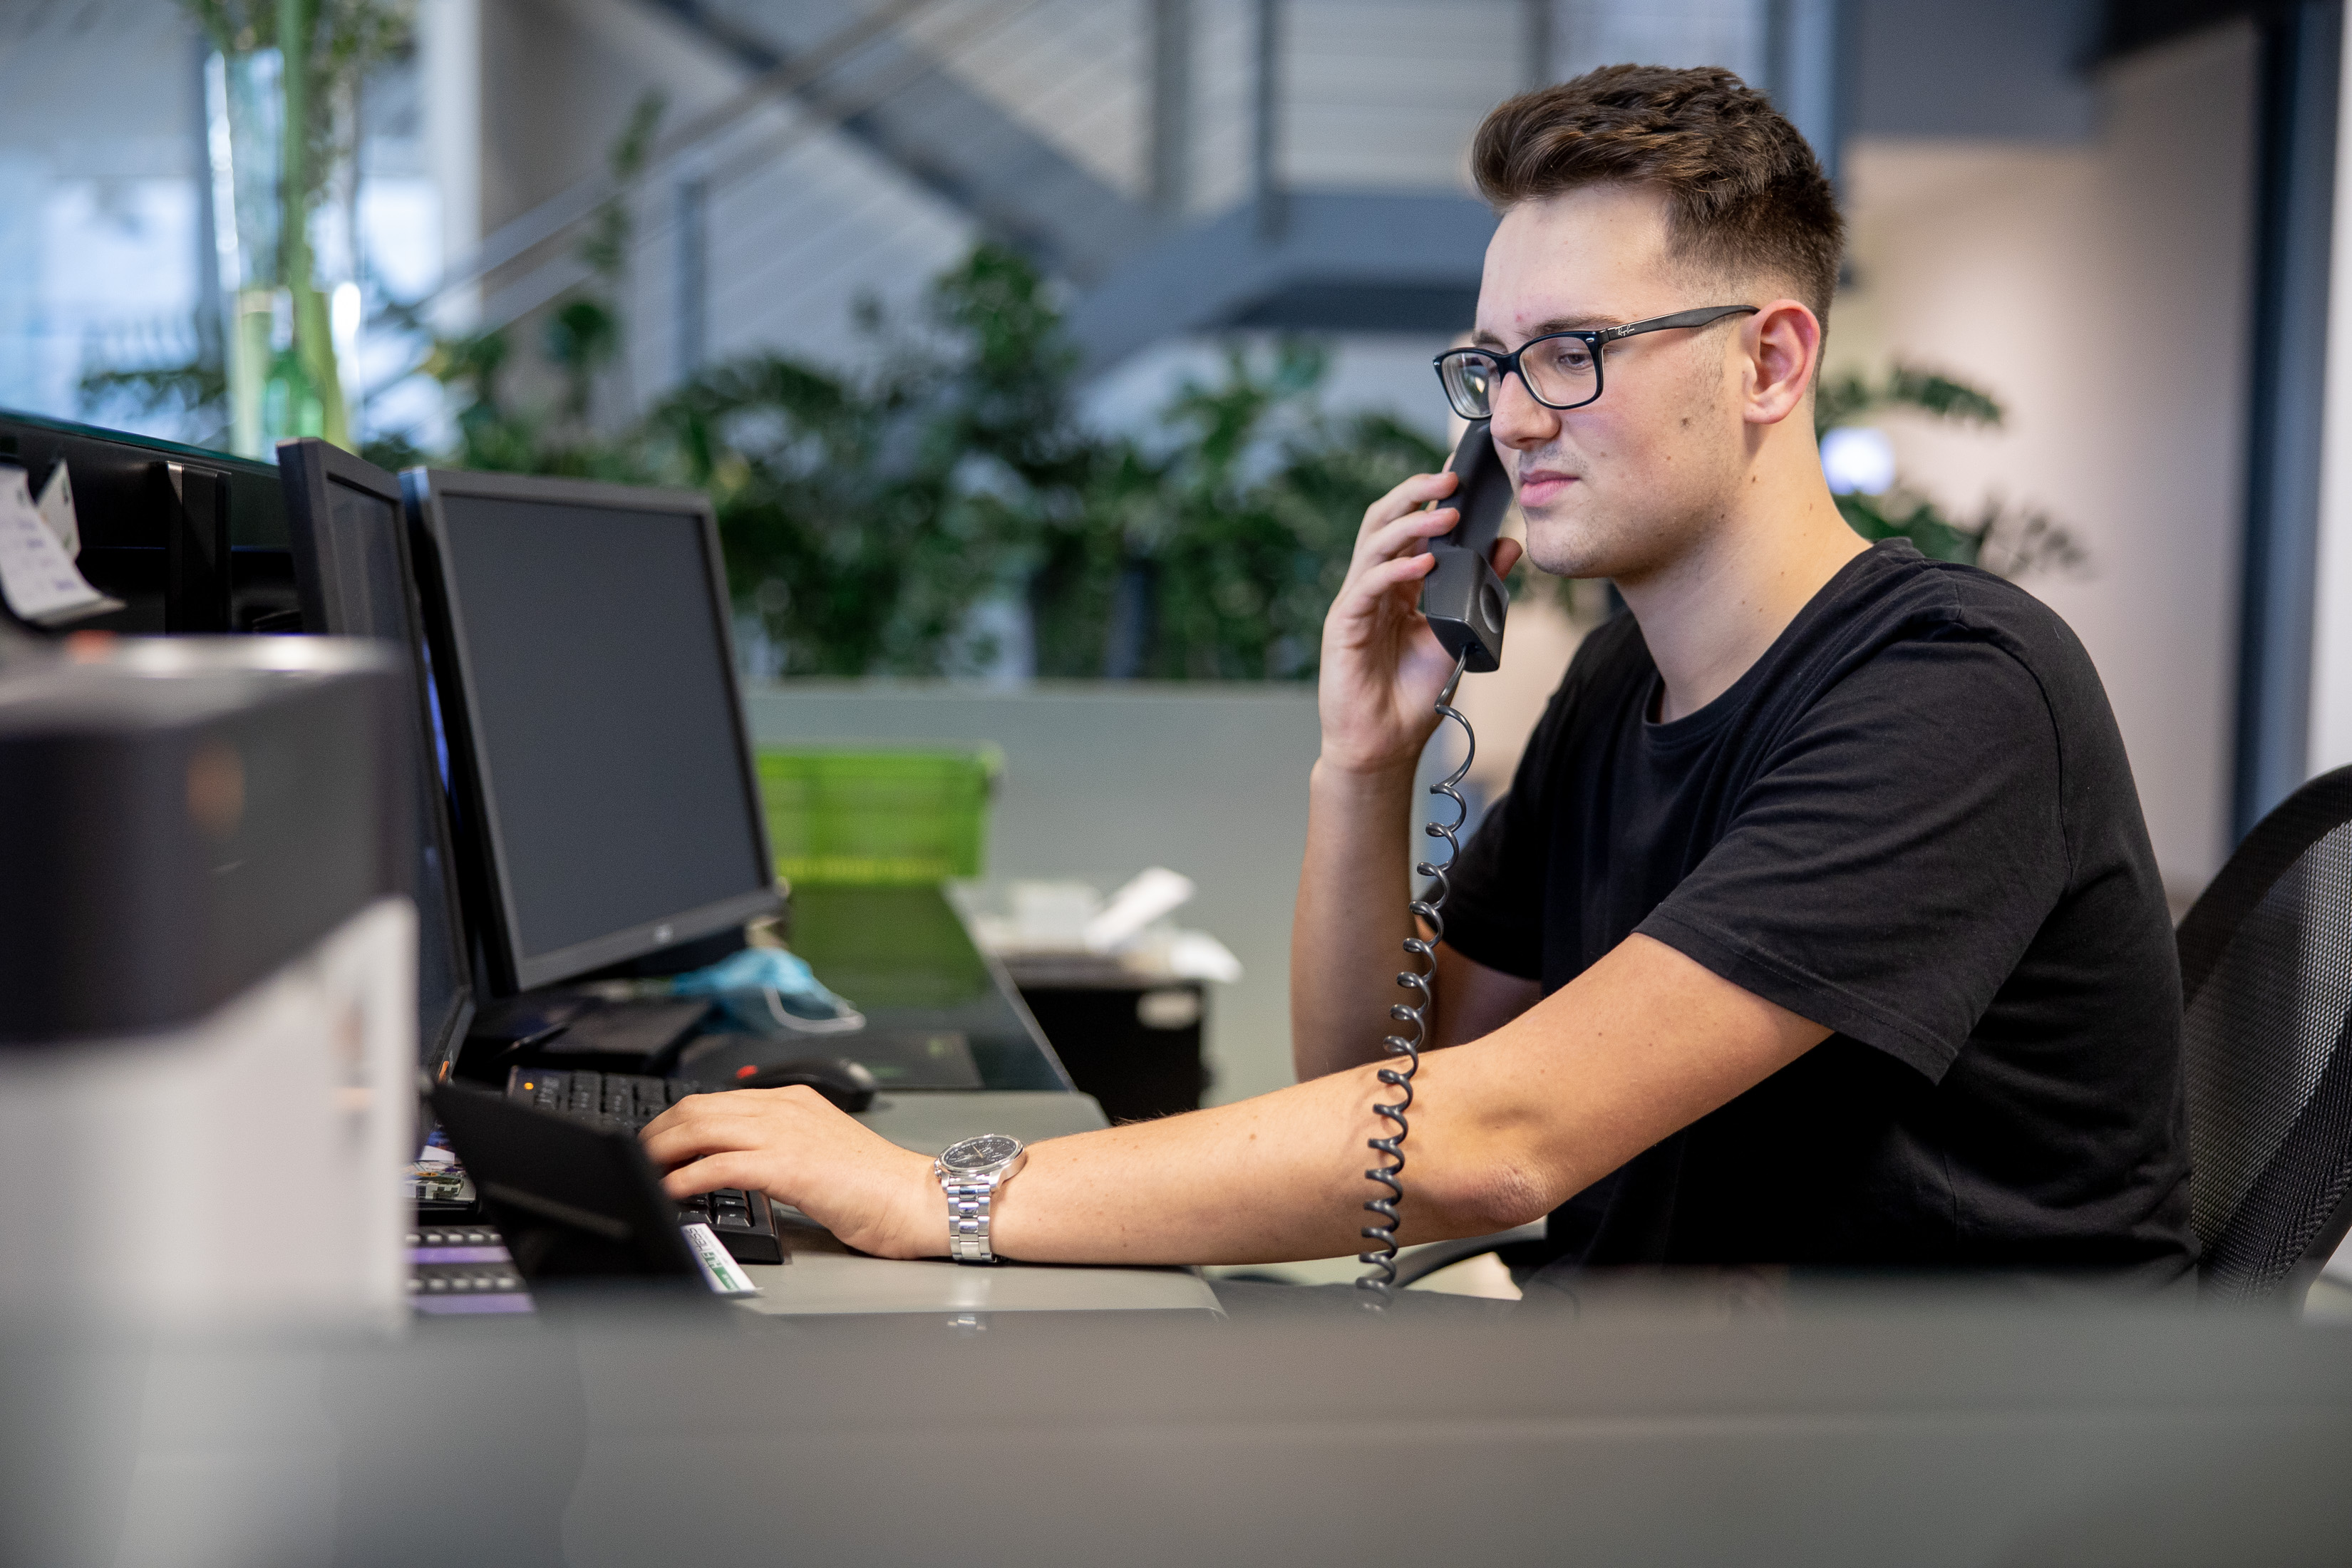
[1289,758,1421,1081]
[986,936,1829,1267]
[988,1053,1526,1265]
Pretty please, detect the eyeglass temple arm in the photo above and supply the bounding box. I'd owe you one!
[1597,305,1760,344]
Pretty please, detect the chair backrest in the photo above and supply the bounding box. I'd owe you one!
[2176,765,2352,1303]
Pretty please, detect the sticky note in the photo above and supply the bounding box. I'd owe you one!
[35,461,78,557]
[0,466,122,627]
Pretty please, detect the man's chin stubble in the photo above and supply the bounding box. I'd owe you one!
[1522,525,1635,583]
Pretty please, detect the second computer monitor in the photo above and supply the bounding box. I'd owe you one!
[403,468,778,996]
[279,436,475,1078]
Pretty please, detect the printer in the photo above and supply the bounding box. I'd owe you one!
[0,630,413,1329]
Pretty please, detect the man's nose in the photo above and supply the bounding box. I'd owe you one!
[1487,365,1559,450]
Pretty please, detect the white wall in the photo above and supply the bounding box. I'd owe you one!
[1832,24,2260,894]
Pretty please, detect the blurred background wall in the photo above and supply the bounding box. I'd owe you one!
[1833,18,2259,899]
[1,0,2340,1104]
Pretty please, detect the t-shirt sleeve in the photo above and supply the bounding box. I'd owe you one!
[1636,631,2070,1082]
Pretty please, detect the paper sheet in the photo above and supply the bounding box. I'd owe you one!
[35,460,78,557]
[0,465,121,626]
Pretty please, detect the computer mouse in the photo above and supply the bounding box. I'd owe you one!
[728,1056,880,1112]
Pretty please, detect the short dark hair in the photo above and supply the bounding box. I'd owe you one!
[1471,65,1844,323]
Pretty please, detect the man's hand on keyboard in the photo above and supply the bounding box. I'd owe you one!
[639,1088,937,1259]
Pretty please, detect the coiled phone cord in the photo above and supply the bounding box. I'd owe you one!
[1358,649,1475,1309]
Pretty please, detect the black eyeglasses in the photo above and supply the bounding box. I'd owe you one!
[1432,305,1760,421]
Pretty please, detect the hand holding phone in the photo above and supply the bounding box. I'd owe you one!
[1416,419,1512,674]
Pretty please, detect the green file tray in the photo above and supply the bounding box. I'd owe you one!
[758,746,1001,885]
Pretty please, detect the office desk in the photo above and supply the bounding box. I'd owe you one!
[734,1088,1219,1316]
[713,892,1212,1315]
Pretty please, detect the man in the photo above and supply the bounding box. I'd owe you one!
[642,66,2197,1285]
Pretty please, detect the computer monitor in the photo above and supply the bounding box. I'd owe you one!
[279,438,477,1077]
[402,468,780,996]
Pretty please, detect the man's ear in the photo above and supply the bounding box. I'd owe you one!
[1742,299,1821,428]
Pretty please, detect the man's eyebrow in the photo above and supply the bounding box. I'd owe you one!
[1469,314,1625,350]
[1527,313,1624,336]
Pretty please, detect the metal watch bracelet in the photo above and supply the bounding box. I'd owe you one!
[944,1179,999,1263]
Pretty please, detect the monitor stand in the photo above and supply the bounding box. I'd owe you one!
[461,992,715,1080]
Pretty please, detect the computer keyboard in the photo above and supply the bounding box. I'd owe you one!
[502,1066,784,1264]
[509,1064,708,1129]
[408,1223,532,1315]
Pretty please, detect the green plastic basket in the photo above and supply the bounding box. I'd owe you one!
[757,746,1001,886]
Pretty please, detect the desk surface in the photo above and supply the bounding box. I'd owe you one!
[488,884,1072,1093]
[785,884,1072,1092]
[735,1088,1219,1316]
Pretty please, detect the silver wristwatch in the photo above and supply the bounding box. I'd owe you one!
[935,1134,1027,1263]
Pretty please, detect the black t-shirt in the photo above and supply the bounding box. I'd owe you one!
[1443,540,2197,1283]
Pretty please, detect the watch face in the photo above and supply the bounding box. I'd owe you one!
[941,1134,1021,1172]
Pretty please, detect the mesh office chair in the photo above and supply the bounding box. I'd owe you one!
[2177,764,2352,1304]
[1396,767,2352,1304]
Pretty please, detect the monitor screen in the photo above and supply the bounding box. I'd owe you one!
[279,439,475,1073]
[413,473,775,994]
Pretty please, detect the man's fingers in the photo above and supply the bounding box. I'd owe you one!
[1331,552,1440,624]
[1356,470,1459,547]
[637,1088,743,1138]
[1355,505,1459,567]
[640,1103,768,1167]
[1490,537,1525,577]
[662,1150,770,1200]
[1373,551,1442,587]
[1343,508,1458,595]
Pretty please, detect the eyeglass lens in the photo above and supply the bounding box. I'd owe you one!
[1440,336,1599,418]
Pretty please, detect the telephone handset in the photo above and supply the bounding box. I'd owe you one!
[1358,421,1512,1306]
[1416,418,1513,672]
